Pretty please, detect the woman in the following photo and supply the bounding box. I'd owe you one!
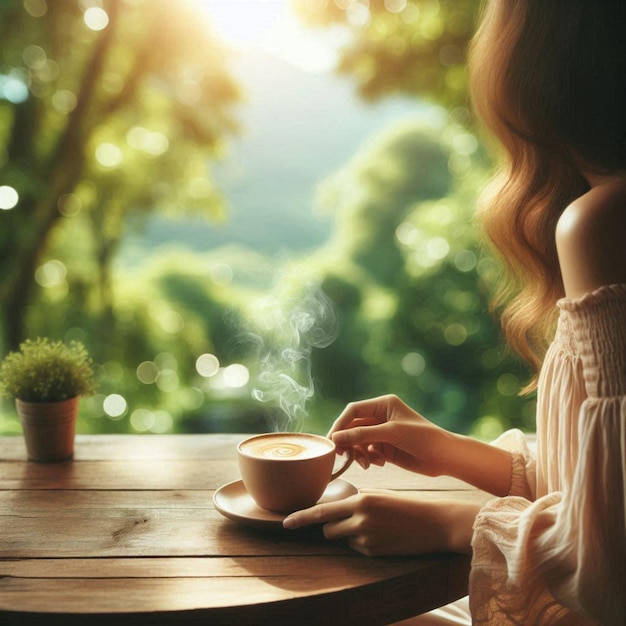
[283,1,626,624]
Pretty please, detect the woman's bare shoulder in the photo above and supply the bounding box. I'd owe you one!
[556,176,626,299]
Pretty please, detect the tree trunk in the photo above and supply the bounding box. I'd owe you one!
[0,2,121,352]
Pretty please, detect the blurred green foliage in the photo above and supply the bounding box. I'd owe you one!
[0,0,534,439]
[0,0,239,351]
[292,0,480,108]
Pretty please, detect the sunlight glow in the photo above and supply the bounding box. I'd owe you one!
[196,0,346,74]
[200,0,280,48]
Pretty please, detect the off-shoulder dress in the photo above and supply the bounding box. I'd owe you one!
[469,283,626,625]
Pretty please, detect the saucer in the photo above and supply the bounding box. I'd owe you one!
[213,478,359,529]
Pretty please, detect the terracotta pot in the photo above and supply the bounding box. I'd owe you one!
[16,397,79,462]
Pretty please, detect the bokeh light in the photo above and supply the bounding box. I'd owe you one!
[0,186,19,210]
[130,408,173,433]
[472,415,507,442]
[444,323,467,346]
[385,0,408,13]
[155,352,177,370]
[156,369,179,392]
[208,363,250,395]
[57,193,82,217]
[64,327,88,345]
[95,142,123,168]
[454,249,477,272]
[136,361,159,384]
[51,89,77,114]
[160,310,184,334]
[497,373,520,397]
[126,127,169,157]
[23,0,47,18]
[396,221,418,246]
[103,393,127,419]
[345,2,370,26]
[180,387,205,410]
[426,236,450,260]
[35,259,67,288]
[223,363,249,388]
[130,408,155,432]
[452,132,478,156]
[196,353,220,377]
[402,351,426,376]
[0,72,29,103]
[23,45,46,69]
[84,7,109,31]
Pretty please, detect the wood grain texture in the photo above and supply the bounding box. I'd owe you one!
[0,434,473,625]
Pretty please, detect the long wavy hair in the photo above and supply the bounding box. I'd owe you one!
[468,0,626,384]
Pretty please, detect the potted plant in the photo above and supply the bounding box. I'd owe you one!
[0,337,96,462]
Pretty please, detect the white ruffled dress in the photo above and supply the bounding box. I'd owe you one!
[469,284,626,624]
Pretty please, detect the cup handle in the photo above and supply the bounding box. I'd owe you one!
[331,447,354,481]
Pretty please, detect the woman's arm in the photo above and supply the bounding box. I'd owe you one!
[329,395,514,496]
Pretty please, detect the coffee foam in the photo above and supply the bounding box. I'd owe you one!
[241,435,332,460]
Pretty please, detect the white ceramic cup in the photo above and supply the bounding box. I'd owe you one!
[237,432,354,513]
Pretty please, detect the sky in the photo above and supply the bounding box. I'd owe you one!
[119,0,430,274]
[194,0,349,74]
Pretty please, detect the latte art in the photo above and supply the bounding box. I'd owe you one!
[241,435,332,460]
[255,442,307,458]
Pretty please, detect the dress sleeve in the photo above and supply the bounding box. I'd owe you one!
[490,428,536,500]
[469,285,626,625]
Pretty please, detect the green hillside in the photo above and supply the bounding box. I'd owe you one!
[118,50,423,267]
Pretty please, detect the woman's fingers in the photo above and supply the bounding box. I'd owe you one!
[282,496,357,530]
[327,396,394,436]
[341,441,387,469]
[321,516,357,541]
[332,422,396,449]
[367,444,387,466]
[352,444,370,469]
[330,417,381,457]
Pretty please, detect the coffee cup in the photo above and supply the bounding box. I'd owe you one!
[237,432,354,513]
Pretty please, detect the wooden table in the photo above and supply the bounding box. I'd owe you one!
[0,434,486,625]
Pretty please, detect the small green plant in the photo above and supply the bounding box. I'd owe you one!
[0,338,96,403]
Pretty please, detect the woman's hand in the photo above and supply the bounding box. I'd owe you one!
[329,394,514,496]
[328,394,454,476]
[283,490,481,557]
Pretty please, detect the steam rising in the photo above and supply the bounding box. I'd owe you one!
[248,283,337,431]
